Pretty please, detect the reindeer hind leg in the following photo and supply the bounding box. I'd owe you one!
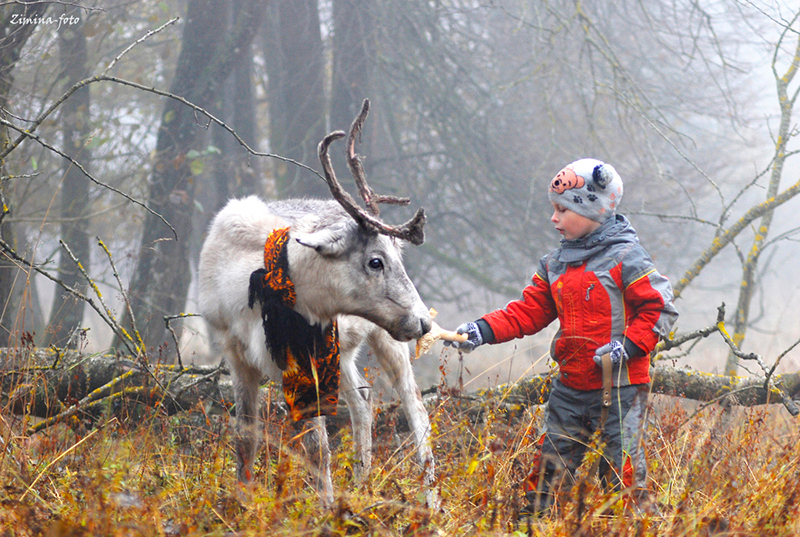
[228,343,264,484]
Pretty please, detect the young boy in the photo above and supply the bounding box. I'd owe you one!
[446,158,678,515]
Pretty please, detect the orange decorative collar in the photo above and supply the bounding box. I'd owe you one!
[248,227,340,421]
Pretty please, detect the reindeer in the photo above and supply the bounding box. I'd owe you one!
[198,100,436,506]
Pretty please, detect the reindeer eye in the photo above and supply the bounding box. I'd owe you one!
[368,258,384,271]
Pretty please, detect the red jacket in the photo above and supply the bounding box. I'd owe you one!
[482,216,678,391]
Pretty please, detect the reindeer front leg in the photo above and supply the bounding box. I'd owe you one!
[296,416,334,506]
[339,349,373,481]
[368,327,439,509]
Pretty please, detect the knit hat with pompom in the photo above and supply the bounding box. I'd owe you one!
[548,158,623,222]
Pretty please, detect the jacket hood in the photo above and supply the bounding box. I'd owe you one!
[556,214,638,264]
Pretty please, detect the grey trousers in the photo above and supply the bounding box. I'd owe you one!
[528,378,649,500]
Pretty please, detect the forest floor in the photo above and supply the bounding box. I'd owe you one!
[0,382,798,536]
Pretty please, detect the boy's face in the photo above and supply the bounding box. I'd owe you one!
[550,202,602,240]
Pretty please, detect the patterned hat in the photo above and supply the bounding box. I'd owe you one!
[548,158,623,222]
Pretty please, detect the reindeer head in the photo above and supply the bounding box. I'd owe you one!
[273,100,431,342]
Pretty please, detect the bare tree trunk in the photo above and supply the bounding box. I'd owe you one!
[725,30,800,376]
[119,0,265,355]
[44,7,91,347]
[330,0,375,174]
[263,0,328,199]
[0,0,49,347]
[210,0,260,211]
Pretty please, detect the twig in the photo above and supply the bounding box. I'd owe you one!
[653,303,799,416]
[170,365,223,401]
[26,368,140,435]
[766,334,800,392]
[0,18,177,238]
[60,326,88,354]
[713,303,799,416]
[19,427,99,502]
[0,76,321,184]
[0,117,176,238]
[164,313,200,369]
[96,238,144,354]
[628,211,718,227]
[101,17,178,76]
[91,243,177,411]
[0,173,40,181]
[96,75,321,178]
[0,16,173,159]
[676,379,797,428]
[715,306,770,374]
[0,237,134,354]
[59,240,137,355]
[5,201,127,223]
[654,323,719,355]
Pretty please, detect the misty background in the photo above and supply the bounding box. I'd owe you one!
[1,0,799,395]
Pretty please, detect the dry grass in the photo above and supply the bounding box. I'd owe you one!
[0,379,798,536]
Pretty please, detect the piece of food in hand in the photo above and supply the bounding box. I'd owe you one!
[415,317,469,359]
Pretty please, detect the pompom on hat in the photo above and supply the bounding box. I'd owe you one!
[547,158,623,222]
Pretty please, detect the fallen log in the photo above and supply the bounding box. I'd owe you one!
[2,348,798,436]
[0,348,231,433]
[476,366,800,412]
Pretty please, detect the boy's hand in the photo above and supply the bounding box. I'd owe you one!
[443,322,484,353]
[593,340,628,367]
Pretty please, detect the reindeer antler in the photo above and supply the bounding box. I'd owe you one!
[318,99,426,245]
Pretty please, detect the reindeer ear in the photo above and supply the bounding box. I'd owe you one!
[294,224,350,257]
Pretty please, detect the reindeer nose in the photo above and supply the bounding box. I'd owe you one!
[420,316,432,336]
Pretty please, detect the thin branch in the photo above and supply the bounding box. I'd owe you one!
[654,323,719,355]
[0,1,104,8]
[101,17,178,76]
[0,172,40,181]
[0,237,135,355]
[164,313,200,370]
[628,211,718,227]
[715,312,770,374]
[59,240,137,355]
[766,335,800,387]
[0,75,321,182]
[4,201,127,224]
[96,75,321,178]
[169,363,223,401]
[96,238,144,354]
[26,369,140,435]
[712,303,798,415]
[0,116,176,238]
[653,302,799,416]
[675,383,780,429]
[672,173,800,297]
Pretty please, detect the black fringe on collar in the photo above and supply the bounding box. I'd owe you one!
[248,268,328,371]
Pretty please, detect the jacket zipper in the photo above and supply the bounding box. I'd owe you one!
[585,283,594,301]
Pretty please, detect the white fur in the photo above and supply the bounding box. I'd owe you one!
[198,196,436,506]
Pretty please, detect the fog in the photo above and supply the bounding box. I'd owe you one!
[2,0,799,394]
